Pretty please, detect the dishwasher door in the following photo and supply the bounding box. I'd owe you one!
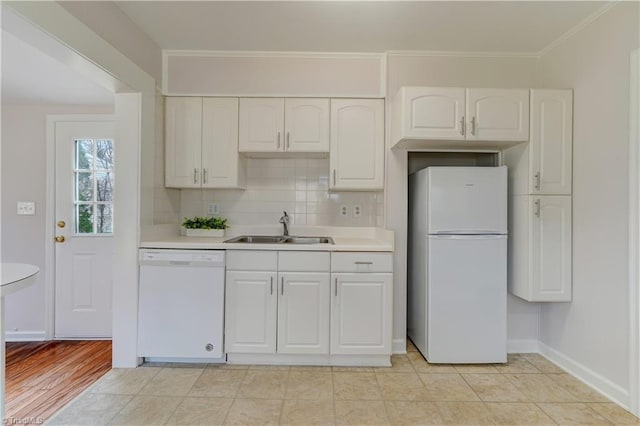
[138,250,225,360]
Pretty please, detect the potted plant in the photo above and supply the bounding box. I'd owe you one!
[181,216,228,237]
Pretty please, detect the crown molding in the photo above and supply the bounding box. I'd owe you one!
[386,50,537,58]
[163,50,385,60]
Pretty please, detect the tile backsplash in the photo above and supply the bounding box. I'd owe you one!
[180,158,383,227]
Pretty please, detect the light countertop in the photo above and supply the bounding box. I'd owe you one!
[140,225,394,252]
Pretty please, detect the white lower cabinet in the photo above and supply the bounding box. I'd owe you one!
[509,195,572,302]
[224,250,393,363]
[330,252,393,355]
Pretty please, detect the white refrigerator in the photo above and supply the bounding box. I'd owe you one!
[408,166,507,364]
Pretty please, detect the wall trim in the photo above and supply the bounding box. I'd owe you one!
[392,338,407,354]
[5,331,46,342]
[536,2,618,58]
[507,339,539,353]
[538,341,629,410]
[628,47,640,417]
[386,50,537,58]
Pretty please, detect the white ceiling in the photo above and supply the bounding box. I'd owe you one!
[115,1,606,53]
[1,30,114,105]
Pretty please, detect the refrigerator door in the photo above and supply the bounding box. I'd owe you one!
[427,234,507,363]
[427,166,507,234]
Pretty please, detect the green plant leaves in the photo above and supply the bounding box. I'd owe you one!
[181,216,228,230]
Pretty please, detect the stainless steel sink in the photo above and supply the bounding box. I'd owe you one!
[224,235,334,245]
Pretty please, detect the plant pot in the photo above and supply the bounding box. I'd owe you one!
[181,228,225,238]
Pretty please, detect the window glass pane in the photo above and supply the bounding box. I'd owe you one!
[96,172,113,202]
[95,140,114,170]
[76,204,94,234]
[75,140,93,170]
[96,204,113,234]
[75,172,93,202]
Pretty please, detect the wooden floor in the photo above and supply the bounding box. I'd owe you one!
[5,340,111,422]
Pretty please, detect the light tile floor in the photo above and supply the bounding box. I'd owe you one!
[47,342,639,425]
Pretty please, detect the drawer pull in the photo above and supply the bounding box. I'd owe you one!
[334,277,338,296]
[354,261,373,265]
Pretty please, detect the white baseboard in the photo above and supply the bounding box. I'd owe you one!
[5,331,46,342]
[538,341,630,410]
[507,339,539,353]
[392,338,407,354]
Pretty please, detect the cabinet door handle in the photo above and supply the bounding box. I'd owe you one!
[534,199,541,217]
[460,116,465,136]
[203,168,208,184]
[281,277,284,295]
[354,261,373,265]
[334,277,338,297]
[193,168,199,184]
[277,131,281,149]
[534,172,541,191]
[270,277,273,295]
[471,116,476,135]
[286,132,290,150]
[333,169,336,186]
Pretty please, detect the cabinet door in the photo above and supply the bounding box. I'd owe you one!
[330,273,392,355]
[284,98,330,152]
[466,89,529,141]
[330,99,385,190]
[529,90,573,195]
[165,97,202,188]
[400,87,466,140]
[201,98,244,188]
[277,272,330,354]
[239,98,284,152]
[530,196,572,301]
[225,271,277,353]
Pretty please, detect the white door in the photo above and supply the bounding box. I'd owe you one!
[466,89,529,141]
[427,235,507,363]
[277,272,330,354]
[165,97,202,188]
[426,166,507,234]
[284,98,330,152]
[401,87,466,140]
[530,90,573,195]
[239,98,284,152]
[330,99,385,190]
[202,97,241,188]
[54,119,114,338]
[225,270,277,353]
[530,196,572,301]
[330,273,392,355]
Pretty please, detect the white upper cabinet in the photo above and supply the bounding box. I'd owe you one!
[330,99,385,191]
[239,98,329,153]
[165,97,202,188]
[466,89,529,141]
[529,90,573,195]
[239,98,285,152]
[166,97,244,189]
[397,87,466,140]
[392,87,529,148]
[285,98,330,152]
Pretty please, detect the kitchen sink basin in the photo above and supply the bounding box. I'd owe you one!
[224,235,334,245]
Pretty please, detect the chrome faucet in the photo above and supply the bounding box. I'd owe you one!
[279,211,290,236]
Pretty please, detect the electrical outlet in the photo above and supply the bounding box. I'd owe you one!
[17,201,35,216]
[340,205,348,216]
[353,205,362,217]
[207,203,219,215]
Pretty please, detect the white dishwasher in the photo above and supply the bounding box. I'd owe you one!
[138,249,225,361]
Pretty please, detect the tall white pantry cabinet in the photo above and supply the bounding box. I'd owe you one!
[504,89,573,302]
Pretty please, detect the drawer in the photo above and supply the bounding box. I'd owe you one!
[278,251,330,272]
[226,251,277,271]
[331,252,393,273]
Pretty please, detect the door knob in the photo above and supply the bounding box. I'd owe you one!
[55,236,65,243]
[57,220,66,228]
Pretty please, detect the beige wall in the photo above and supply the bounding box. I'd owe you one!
[59,1,162,84]
[535,2,639,398]
[1,104,113,338]
[385,54,541,351]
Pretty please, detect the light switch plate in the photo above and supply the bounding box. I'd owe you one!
[17,201,35,215]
